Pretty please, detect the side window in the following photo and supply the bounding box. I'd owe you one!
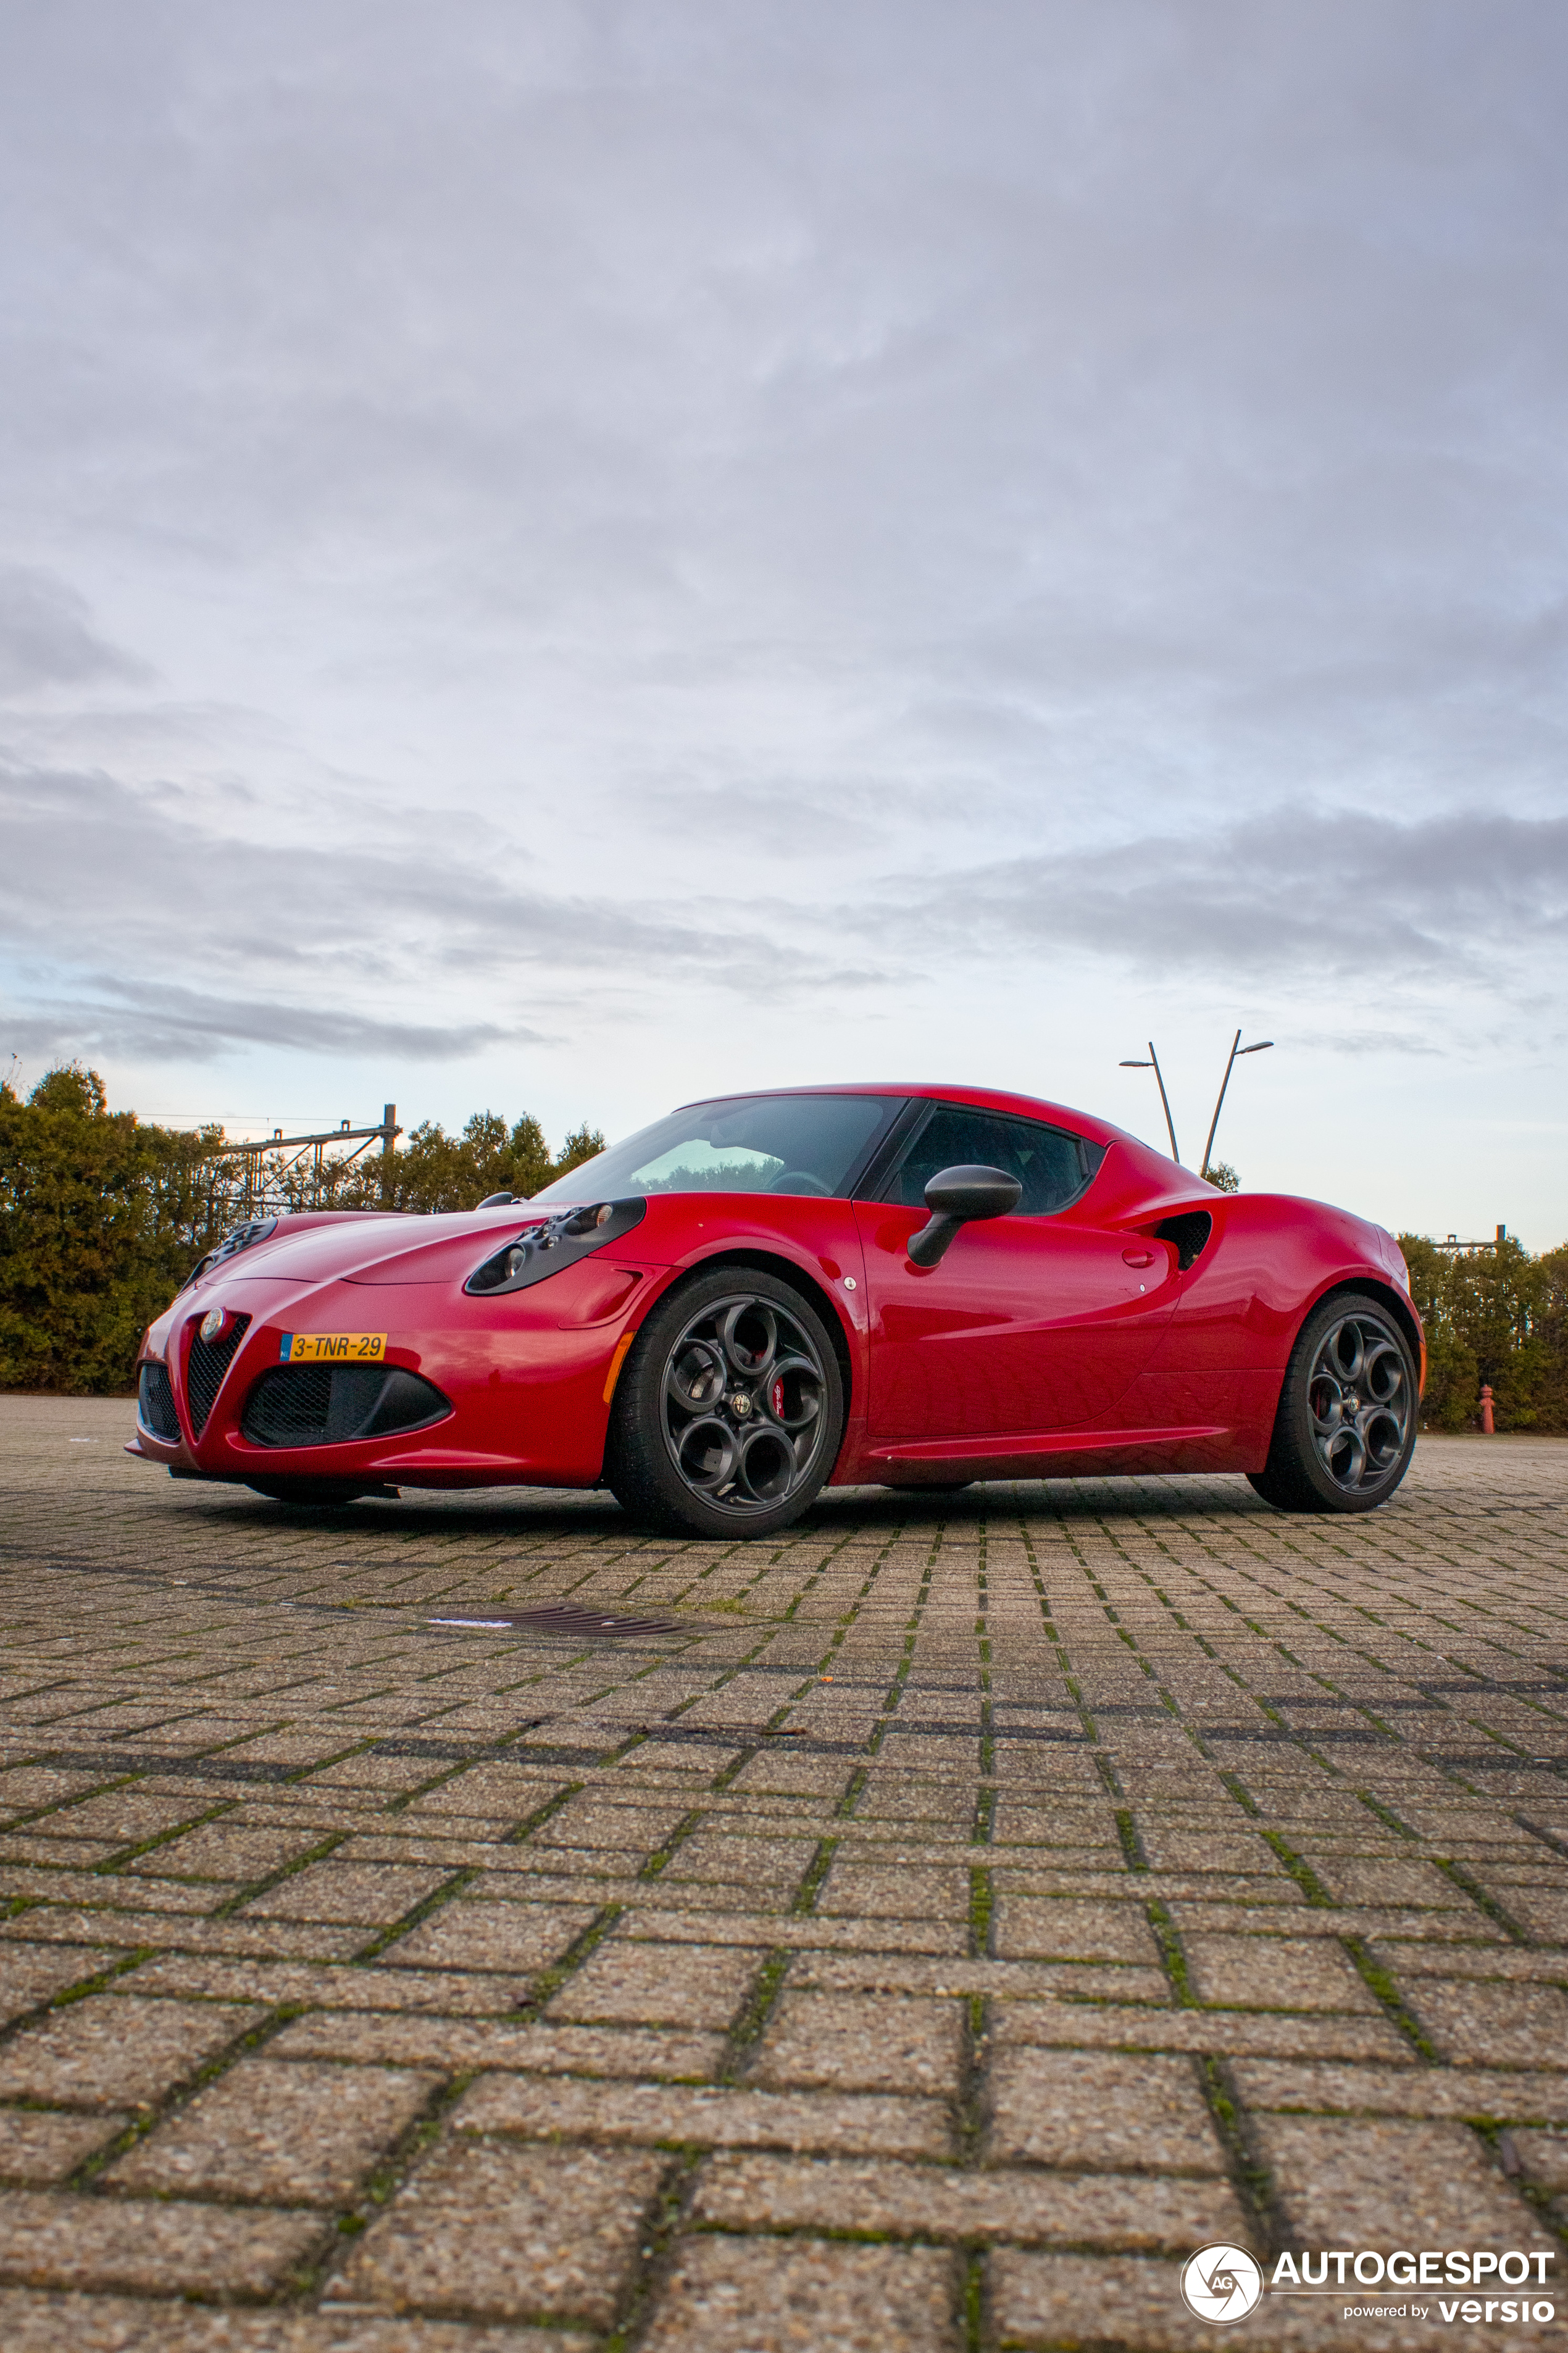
[877,1106,1095,1216]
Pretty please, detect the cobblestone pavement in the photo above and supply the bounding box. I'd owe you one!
[0,1397,1565,2351]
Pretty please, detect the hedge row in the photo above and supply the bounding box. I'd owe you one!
[0,1066,601,1394]
[2,1065,1562,1424]
[1399,1232,1568,1432]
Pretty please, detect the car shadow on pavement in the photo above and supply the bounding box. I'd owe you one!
[165,1471,1293,1540]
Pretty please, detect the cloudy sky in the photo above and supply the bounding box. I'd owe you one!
[2,2,1566,1240]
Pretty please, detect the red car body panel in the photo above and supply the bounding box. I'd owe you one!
[128,1082,1422,1498]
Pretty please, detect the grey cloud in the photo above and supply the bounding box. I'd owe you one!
[0,4,1565,1184]
[1307,1030,1445,1058]
[0,569,149,698]
[640,778,916,861]
[891,808,1568,984]
[0,757,895,1063]
[9,7,1568,727]
[0,759,772,976]
[4,979,524,1065]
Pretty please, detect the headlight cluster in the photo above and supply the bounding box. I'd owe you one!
[465,1197,648,1297]
[181,1217,279,1292]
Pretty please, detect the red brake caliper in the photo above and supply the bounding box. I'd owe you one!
[772,1376,785,1418]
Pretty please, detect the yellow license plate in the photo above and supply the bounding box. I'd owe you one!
[280,1332,386,1363]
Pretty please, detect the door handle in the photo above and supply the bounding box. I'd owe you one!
[1122,1248,1156,1269]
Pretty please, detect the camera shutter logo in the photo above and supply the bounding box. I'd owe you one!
[1181,2244,1264,2325]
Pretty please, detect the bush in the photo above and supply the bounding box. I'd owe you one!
[7,1064,1563,1431]
[0,1066,604,1395]
[1398,1233,1568,1432]
[327,1110,603,1215]
[0,1067,231,1394]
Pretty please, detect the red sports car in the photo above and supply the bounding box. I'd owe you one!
[130,1082,1424,1534]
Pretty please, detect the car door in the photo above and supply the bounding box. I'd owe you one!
[852,1102,1180,1441]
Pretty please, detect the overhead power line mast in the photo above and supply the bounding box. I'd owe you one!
[207,1105,401,1216]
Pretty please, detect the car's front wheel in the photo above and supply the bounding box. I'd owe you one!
[606,1268,844,1537]
[1248,1290,1417,1514]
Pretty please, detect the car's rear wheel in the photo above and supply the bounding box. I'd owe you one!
[606,1268,844,1537]
[1248,1290,1417,1514]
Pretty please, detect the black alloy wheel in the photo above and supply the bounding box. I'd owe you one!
[1248,1290,1418,1514]
[606,1268,844,1537]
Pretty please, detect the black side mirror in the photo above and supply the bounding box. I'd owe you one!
[906,1164,1023,1268]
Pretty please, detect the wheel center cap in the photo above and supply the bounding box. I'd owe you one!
[730,1392,753,1418]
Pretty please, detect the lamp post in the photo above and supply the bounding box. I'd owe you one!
[1119,1043,1180,1163]
[1198,1031,1273,1180]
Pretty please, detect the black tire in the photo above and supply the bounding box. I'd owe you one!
[1248,1290,1417,1515]
[606,1267,845,1537]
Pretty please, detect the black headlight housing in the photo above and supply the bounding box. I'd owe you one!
[465,1197,647,1297]
[181,1216,279,1292]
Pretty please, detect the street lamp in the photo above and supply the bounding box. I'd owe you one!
[1119,1043,1180,1163]
[1199,1030,1273,1180]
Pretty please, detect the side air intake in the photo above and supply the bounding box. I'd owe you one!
[1154,1211,1213,1271]
[137,1363,180,1442]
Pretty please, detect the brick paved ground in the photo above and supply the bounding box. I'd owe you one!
[0,1395,1564,2352]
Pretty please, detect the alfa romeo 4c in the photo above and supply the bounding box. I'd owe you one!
[131,1083,1423,1535]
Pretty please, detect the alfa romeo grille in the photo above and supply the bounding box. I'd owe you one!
[185,1314,252,1437]
[136,1363,180,1442]
[241,1365,451,1450]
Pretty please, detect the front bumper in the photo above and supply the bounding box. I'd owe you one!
[130,1258,656,1491]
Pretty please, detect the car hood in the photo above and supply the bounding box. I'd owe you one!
[183,1209,548,1293]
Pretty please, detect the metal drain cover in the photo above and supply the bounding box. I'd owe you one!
[427,1604,689,1638]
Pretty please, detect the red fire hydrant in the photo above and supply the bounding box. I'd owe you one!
[1480,1384,1495,1435]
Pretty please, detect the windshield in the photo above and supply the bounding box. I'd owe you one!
[530,1093,900,1203]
